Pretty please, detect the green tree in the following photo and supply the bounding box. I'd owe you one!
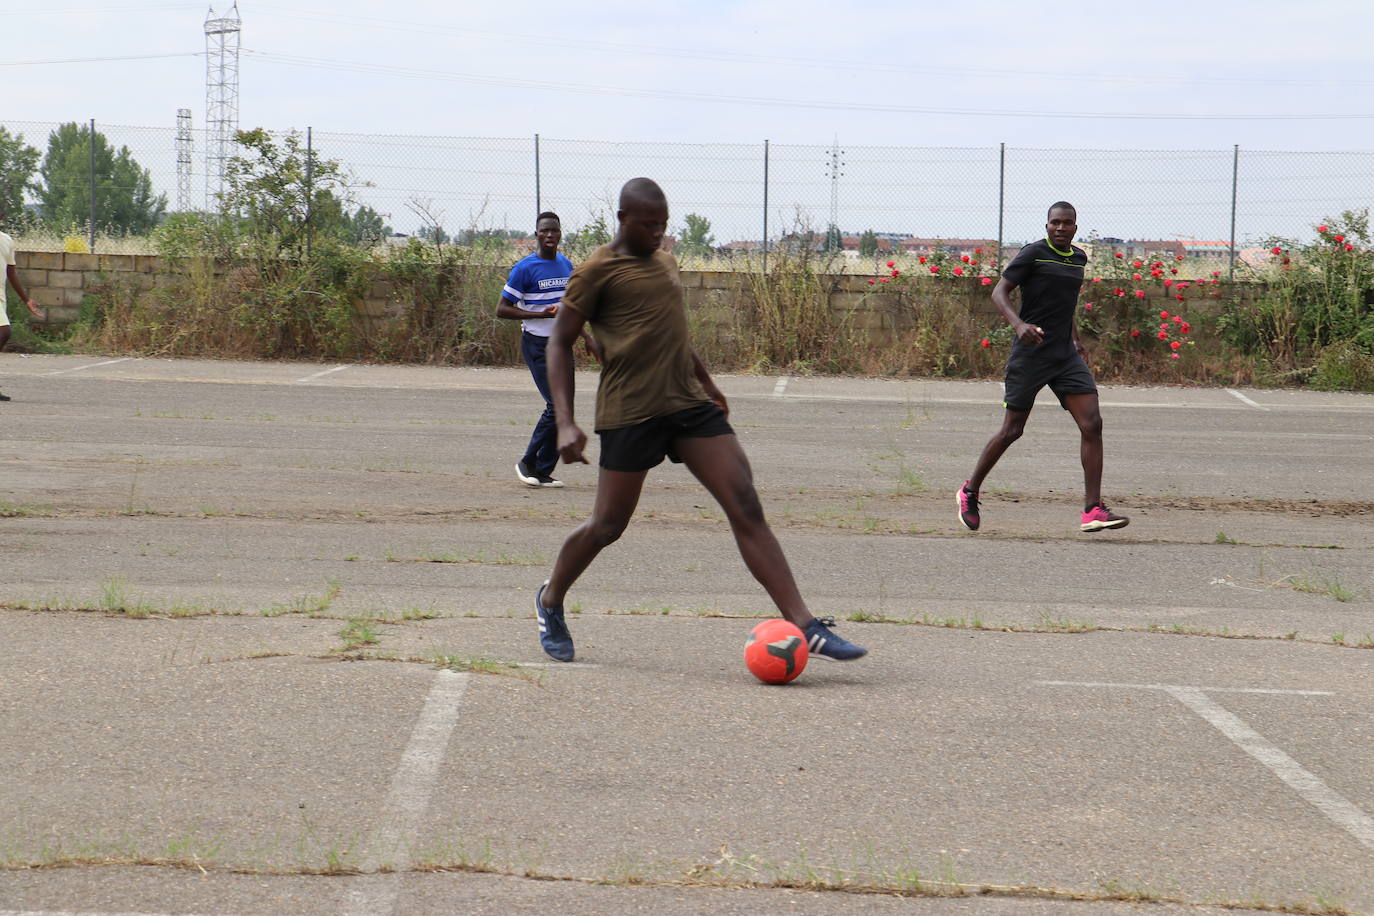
[677,212,716,258]
[416,224,450,245]
[346,204,391,246]
[824,223,842,253]
[859,229,878,257]
[564,211,611,258]
[0,127,40,228]
[221,128,347,257]
[38,122,166,233]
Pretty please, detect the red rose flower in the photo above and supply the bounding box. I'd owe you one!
[1176,255,1185,261]
[1114,252,1123,259]
[1160,310,1169,319]
[980,277,992,286]
[1170,352,1180,360]
[1318,225,1328,233]
[961,254,970,262]
[1335,234,1345,242]
[1180,322,1191,334]
[929,265,940,274]
[1084,302,1095,310]
[891,269,900,276]
[1170,268,1178,274]
[1271,246,1283,255]
[1346,244,1355,252]
[887,260,895,268]
[879,277,890,284]
[1171,340,1181,350]
[1163,279,1173,288]
[974,248,983,254]
[1175,293,1185,302]
[867,278,875,285]
[1132,259,1143,268]
[1092,277,1102,283]
[1130,329,1141,337]
[971,259,979,265]
[1133,273,1142,281]
[980,338,990,348]
[918,256,927,264]
[953,266,965,276]
[1157,331,1168,339]
[1211,271,1221,277]
[1135,289,1146,298]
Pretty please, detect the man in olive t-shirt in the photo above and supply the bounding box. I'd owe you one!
[529,177,867,666]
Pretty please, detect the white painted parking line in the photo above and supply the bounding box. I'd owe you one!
[518,661,602,669]
[1037,680,1332,696]
[772,376,790,396]
[1166,687,1374,852]
[345,669,469,916]
[1040,680,1374,853]
[43,357,135,376]
[1225,388,1268,410]
[296,364,351,383]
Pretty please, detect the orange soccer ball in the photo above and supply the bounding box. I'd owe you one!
[744,619,808,684]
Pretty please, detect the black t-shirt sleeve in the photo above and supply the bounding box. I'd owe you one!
[1001,242,1039,287]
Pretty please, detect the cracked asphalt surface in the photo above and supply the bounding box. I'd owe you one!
[2,354,1372,915]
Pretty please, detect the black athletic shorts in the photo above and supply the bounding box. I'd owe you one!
[1002,350,1097,412]
[597,403,734,472]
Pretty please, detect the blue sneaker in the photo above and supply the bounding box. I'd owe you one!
[535,581,574,662]
[803,616,867,661]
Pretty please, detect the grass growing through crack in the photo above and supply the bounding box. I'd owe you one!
[261,580,342,617]
[1282,573,1357,602]
[433,654,540,682]
[98,576,158,618]
[336,618,380,652]
[0,499,55,518]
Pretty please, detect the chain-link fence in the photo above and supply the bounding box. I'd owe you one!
[4,117,1374,262]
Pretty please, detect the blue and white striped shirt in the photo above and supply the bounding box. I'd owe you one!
[501,252,574,338]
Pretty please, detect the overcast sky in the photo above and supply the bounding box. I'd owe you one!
[6,0,1374,241]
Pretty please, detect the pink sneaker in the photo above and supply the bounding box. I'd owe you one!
[1080,502,1129,532]
[957,482,980,531]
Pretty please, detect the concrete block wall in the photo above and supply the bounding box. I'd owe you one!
[12,253,1249,351]
[13,251,163,323]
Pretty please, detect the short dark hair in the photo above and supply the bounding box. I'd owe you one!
[536,211,560,225]
[1047,201,1076,220]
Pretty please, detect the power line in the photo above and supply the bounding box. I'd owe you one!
[244,49,1374,122]
[0,52,201,66]
[256,5,1369,90]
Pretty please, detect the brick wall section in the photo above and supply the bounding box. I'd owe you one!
[15,253,1255,348]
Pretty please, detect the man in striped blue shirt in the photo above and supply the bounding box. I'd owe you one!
[498,212,600,487]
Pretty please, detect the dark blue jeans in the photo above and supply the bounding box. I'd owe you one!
[520,331,558,477]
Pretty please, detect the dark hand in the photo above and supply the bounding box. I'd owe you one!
[1015,322,1044,346]
[557,424,589,464]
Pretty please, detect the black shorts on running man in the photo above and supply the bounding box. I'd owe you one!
[1002,351,1097,413]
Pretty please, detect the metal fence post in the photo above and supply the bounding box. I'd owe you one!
[88,118,97,254]
[762,139,770,275]
[996,142,1005,268]
[305,126,314,259]
[534,133,541,220]
[1229,144,1239,281]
